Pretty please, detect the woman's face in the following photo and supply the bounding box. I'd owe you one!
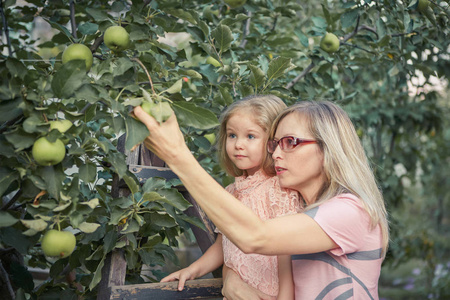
[271,113,326,203]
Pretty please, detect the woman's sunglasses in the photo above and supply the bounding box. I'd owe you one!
[267,136,317,153]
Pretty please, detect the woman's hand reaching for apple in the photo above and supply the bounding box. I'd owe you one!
[133,106,190,168]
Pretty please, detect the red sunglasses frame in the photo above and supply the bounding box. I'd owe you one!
[267,136,317,153]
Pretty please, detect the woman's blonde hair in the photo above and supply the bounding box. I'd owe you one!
[217,95,287,177]
[270,100,389,256]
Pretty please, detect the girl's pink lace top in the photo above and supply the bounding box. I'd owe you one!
[219,170,301,297]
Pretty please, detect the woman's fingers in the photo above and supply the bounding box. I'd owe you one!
[133,106,159,131]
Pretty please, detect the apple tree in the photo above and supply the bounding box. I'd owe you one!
[0,0,449,298]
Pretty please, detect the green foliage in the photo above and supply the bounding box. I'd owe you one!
[0,0,449,298]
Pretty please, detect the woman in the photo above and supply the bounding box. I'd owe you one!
[134,100,389,299]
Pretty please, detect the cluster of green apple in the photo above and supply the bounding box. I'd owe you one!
[141,99,173,124]
[32,120,72,166]
[61,25,130,72]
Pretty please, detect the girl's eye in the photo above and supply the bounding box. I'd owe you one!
[228,133,236,138]
[248,134,255,139]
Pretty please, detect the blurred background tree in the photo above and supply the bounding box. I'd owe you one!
[0,0,448,299]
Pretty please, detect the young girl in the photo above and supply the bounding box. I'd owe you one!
[160,95,302,299]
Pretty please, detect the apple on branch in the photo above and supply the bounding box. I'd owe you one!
[41,229,76,258]
[32,137,66,166]
[62,44,93,71]
[141,101,173,124]
[320,32,340,53]
[104,25,131,52]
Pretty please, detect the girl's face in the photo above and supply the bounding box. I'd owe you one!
[226,110,268,176]
[271,113,325,204]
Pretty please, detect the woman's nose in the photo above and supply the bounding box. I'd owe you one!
[272,145,282,160]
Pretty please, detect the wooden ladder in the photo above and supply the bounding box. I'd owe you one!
[97,137,223,299]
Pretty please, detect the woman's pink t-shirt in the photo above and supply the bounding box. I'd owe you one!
[291,194,384,300]
[219,170,301,297]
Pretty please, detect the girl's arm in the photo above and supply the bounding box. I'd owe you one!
[222,264,272,300]
[161,234,224,291]
[276,255,294,300]
[134,107,337,256]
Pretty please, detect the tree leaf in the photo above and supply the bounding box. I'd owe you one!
[51,60,87,98]
[212,24,233,54]
[164,79,183,94]
[78,22,98,35]
[6,57,27,79]
[79,162,97,183]
[0,211,18,227]
[78,222,101,233]
[341,9,360,29]
[248,65,266,89]
[0,167,19,197]
[43,18,72,40]
[172,101,219,130]
[267,57,292,84]
[150,212,177,227]
[39,166,66,200]
[123,173,139,195]
[85,7,110,22]
[80,198,99,209]
[124,116,149,151]
[157,189,192,211]
[89,254,106,290]
[20,218,48,231]
[0,98,24,123]
[4,128,35,151]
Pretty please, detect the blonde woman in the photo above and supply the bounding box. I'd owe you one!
[134,100,389,299]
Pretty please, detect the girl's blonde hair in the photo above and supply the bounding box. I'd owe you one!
[270,100,389,256]
[217,95,287,177]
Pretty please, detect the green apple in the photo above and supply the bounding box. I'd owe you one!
[141,101,173,124]
[32,137,66,166]
[206,56,221,67]
[320,32,340,53]
[104,26,130,52]
[223,0,247,9]
[417,0,429,12]
[62,44,93,71]
[204,133,216,144]
[49,120,72,133]
[41,230,76,258]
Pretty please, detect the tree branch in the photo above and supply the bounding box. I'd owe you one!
[239,11,252,48]
[1,189,22,211]
[0,0,12,56]
[69,0,77,39]
[341,42,376,54]
[284,62,315,90]
[132,58,156,94]
[286,15,380,90]
[90,36,104,52]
